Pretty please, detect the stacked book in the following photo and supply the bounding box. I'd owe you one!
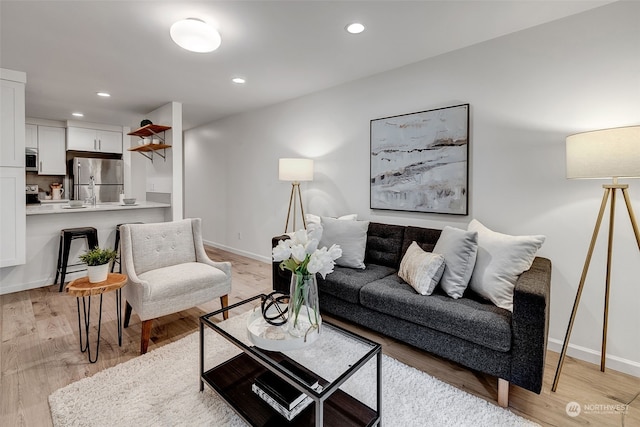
[252,360,322,421]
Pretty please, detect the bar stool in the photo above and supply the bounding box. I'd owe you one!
[55,227,99,292]
[111,222,143,273]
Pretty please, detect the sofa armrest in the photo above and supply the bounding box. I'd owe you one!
[510,256,552,393]
[272,234,292,293]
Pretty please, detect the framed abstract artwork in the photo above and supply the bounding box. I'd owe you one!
[370,104,469,215]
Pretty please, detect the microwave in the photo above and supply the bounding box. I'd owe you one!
[26,148,38,172]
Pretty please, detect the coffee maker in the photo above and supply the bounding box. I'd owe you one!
[26,184,40,205]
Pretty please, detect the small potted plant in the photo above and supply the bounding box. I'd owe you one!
[79,246,117,283]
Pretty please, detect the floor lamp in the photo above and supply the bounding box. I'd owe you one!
[279,158,314,233]
[552,125,640,392]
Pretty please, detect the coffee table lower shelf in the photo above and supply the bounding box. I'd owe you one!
[201,352,378,427]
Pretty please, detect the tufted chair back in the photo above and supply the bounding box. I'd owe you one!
[126,219,197,275]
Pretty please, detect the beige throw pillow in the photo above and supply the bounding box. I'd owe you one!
[399,242,445,295]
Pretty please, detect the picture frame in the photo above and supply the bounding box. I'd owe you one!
[370,104,469,215]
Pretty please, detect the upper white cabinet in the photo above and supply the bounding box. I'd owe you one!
[0,68,26,268]
[26,122,67,175]
[67,126,122,154]
[25,123,38,149]
[38,126,66,175]
[0,73,26,167]
[97,130,122,153]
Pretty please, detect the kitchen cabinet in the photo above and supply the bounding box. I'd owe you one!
[0,167,26,267]
[67,126,122,154]
[1,73,26,167]
[0,68,26,268]
[38,126,66,175]
[25,124,37,149]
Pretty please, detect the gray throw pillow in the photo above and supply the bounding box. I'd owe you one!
[319,217,369,269]
[433,226,478,299]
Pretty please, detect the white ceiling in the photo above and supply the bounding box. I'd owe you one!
[1,1,612,130]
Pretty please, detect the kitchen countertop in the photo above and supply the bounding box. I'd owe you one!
[26,201,171,216]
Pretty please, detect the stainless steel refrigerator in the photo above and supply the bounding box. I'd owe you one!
[72,158,123,202]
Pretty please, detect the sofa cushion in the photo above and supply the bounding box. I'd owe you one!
[138,262,228,302]
[365,223,405,268]
[359,275,512,352]
[317,264,396,304]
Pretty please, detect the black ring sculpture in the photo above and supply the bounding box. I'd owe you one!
[261,291,289,326]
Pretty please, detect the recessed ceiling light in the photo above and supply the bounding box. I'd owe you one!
[72,112,84,117]
[232,77,246,84]
[96,92,111,97]
[170,18,221,53]
[345,22,365,34]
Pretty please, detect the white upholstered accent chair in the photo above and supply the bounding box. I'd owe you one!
[120,218,231,354]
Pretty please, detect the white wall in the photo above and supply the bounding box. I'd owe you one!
[130,102,183,220]
[184,2,640,376]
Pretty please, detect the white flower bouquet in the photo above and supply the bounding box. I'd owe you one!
[272,227,342,337]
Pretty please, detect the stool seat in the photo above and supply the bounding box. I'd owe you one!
[55,227,99,292]
[62,227,100,238]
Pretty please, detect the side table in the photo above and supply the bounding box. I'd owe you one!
[66,273,127,363]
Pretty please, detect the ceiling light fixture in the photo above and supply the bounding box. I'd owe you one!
[96,92,111,97]
[231,77,246,84]
[345,22,365,34]
[170,18,221,53]
[72,112,84,117]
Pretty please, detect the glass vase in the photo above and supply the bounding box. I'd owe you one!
[288,272,322,340]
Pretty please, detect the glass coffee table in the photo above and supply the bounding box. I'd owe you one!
[199,294,381,426]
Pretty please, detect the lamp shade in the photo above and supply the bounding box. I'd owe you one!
[566,126,640,179]
[279,158,314,182]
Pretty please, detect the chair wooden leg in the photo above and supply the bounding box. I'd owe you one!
[220,294,229,320]
[140,319,153,354]
[498,378,509,407]
[123,301,132,328]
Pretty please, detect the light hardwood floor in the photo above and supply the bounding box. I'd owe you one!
[1,247,638,426]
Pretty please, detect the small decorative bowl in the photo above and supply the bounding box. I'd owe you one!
[123,198,136,205]
[68,200,84,207]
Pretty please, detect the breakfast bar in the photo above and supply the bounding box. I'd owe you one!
[0,201,171,295]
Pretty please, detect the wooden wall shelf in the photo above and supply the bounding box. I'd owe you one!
[127,124,172,162]
[129,143,172,152]
[127,124,172,138]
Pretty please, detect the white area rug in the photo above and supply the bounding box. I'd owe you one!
[49,311,538,427]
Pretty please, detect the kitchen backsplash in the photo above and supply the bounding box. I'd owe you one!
[25,172,70,199]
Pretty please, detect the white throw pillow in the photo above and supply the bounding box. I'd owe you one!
[305,213,357,225]
[399,242,445,295]
[433,226,478,299]
[319,217,369,269]
[305,213,357,242]
[468,219,545,311]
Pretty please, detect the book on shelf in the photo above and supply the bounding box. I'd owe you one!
[253,360,320,410]
[252,383,314,421]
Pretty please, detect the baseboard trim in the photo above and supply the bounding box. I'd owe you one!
[203,240,271,264]
[547,338,640,378]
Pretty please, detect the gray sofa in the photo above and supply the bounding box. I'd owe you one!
[272,222,551,404]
